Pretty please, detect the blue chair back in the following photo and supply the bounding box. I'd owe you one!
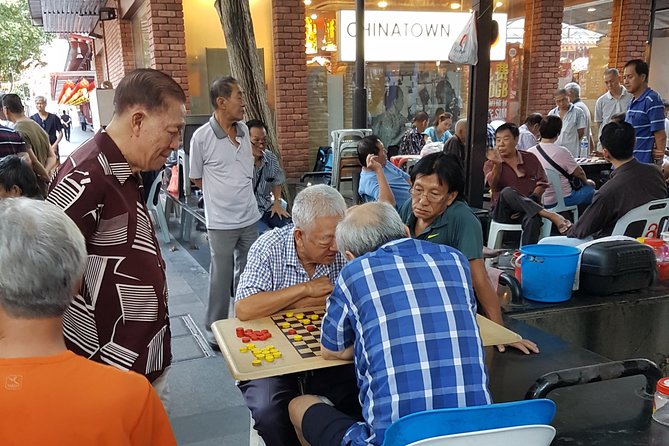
[382,399,556,446]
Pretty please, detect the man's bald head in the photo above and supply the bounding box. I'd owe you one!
[335,202,408,258]
[454,119,468,141]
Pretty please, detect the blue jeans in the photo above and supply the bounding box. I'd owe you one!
[564,185,595,207]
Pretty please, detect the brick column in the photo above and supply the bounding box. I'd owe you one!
[520,0,564,117]
[93,44,105,84]
[272,0,309,180]
[609,0,652,69]
[145,0,190,107]
[101,19,135,87]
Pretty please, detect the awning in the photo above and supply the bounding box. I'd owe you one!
[28,0,107,33]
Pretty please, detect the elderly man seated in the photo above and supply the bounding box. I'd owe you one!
[0,198,175,445]
[235,184,360,446]
[357,135,411,208]
[485,122,572,245]
[288,202,491,446]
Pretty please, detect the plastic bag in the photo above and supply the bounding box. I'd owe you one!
[448,13,478,65]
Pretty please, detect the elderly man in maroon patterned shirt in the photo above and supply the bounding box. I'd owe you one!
[47,69,186,407]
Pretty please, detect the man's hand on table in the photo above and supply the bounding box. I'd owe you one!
[496,338,540,355]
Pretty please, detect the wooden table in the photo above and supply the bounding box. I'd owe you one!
[212,309,522,381]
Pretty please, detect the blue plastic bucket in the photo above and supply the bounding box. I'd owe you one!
[520,244,580,303]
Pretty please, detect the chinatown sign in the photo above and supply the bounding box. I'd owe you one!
[337,10,507,62]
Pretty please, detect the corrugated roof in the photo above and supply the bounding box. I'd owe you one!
[28,0,107,33]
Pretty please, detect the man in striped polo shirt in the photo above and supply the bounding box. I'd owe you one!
[624,59,666,165]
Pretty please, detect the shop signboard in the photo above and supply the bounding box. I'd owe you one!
[338,10,507,62]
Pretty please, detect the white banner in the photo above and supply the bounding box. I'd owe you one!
[337,10,507,62]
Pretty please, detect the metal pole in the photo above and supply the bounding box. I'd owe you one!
[352,0,367,129]
[465,0,493,209]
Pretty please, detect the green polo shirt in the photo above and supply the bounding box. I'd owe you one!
[399,199,484,260]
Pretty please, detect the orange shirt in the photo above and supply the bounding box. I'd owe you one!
[0,351,176,446]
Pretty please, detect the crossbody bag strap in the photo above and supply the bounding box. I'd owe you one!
[535,144,573,180]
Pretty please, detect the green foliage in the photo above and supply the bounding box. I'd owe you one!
[0,0,52,82]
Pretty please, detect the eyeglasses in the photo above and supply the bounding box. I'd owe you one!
[251,139,267,147]
[410,187,445,203]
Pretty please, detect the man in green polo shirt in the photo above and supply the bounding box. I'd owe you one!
[399,152,538,354]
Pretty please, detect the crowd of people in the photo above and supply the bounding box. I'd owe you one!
[1,56,668,446]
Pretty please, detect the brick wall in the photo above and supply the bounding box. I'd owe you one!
[272,0,309,180]
[94,47,105,84]
[609,0,652,70]
[520,0,564,117]
[101,18,135,87]
[145,0,190,106]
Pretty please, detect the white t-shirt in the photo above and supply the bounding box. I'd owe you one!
[189,116,261,230]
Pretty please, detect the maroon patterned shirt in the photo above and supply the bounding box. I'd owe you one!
[47,131,170,382]
[483,150,549,208]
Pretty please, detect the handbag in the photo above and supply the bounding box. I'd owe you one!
[534,144,583,191]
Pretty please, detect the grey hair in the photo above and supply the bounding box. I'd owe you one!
[454,119,468,133]
[210,76,238,109]
[564,82,581,98]
[0,198,86,318]
[34,95,47,103]
[604,68,619,77]
[292,184,346,232]
[336,202,407,258]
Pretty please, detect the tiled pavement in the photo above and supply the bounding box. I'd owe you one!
[160,214,250,446]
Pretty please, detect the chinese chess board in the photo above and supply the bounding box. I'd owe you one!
[270,310,325,358]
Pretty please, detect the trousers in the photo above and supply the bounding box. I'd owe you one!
[492,187,543,246]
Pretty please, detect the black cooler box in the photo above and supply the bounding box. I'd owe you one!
[579,240,656,295]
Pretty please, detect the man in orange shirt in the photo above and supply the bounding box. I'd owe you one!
[0,198,176,446]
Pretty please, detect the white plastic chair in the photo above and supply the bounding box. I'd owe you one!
[612,198,669,237]
[146,170,171,243]
[406,424,556,446]
[178,149,190,196]
[540,168,579,238]
[487,220,523,249]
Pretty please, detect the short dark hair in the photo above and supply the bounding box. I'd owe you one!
[495,122,519,139]
[525,113,543,126]
[410,152,465,201]
[357,135,382,166]
[1,94,24,114]
[600,121,635,160]
[113,69,186,115]
[412,111,429,123]
[210,76,238,109]
[624,59,649,81]
[539,115,562,139]
[554,88,567,97]
[0,155,41,198]
[246,119,267,132]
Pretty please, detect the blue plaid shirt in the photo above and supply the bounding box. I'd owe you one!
[321,238,491,446]
[236,223,346,300]
[626,87,665,164]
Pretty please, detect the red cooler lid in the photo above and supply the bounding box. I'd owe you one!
[658,377,669,395]
[644,238,665,248]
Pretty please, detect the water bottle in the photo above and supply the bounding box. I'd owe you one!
[580,137,589,158]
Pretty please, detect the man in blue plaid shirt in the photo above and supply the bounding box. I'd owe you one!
[288,202,491,446]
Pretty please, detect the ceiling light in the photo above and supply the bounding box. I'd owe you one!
[607,20,612,25]
[303,0,312,5]
[310,13,318,19]
[495,1,503,7]
[587,7,596,12]
[378,0,388,7]
[450,2,461,9]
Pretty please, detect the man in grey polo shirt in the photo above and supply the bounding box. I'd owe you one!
[190,77,260,346]
[548,88,586,157]
[595,68,632,152]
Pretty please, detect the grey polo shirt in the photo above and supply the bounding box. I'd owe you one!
[595,89,633,136]
[548,104,586,157]
[189,116,261,230]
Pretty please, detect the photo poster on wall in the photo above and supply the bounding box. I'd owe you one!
[369,67,465,148]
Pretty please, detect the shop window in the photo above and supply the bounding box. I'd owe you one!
[131,1,151,69]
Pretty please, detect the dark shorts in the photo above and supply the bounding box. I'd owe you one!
[302,403,358,446]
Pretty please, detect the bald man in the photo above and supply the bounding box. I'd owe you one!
[443,118,467,162]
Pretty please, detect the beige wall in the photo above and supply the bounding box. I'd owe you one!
[183,0,275,114]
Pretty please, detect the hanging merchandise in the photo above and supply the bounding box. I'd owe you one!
[448,12,478,65]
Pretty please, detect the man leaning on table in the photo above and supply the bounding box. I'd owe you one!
[234,184,360,446]
[288,201,491,446]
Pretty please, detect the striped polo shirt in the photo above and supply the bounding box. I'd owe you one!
[0,125,27,158]
[625,87,665,164]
